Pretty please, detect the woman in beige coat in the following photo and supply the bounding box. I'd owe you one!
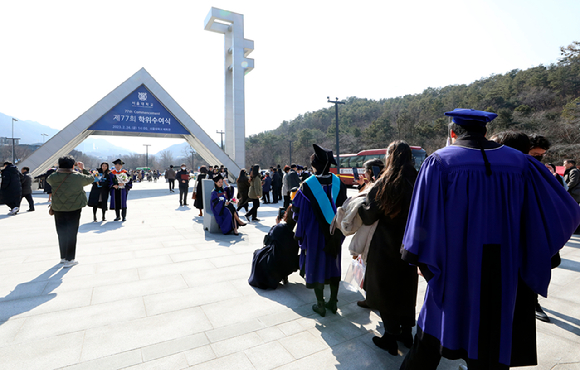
[245,165,262,222]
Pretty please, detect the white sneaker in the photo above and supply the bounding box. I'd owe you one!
[8,207,19,215]
[59,259,66,264]
[62,260,78,268]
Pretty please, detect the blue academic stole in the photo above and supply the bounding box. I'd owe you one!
[303,174,340,224]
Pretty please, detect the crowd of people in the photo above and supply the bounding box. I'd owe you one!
[2,107,580,369]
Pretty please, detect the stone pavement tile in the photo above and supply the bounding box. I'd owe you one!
[144,281,243,316]
[0,260,68,276]
[210,332,264,357]
[100,242,164,255]
[181,264,249,288]
[183,345,216,367]
[14,297,146,343]
[0,280,48,302]
[202,294,294,328]
[325,317,369,341]
[77,251,135,265]
[0,318,25,347]
[255,326,286,343]
[188,351,256,370]
[60,349,142,370]
[138,259,215,280]
[277,320,306,336]
[92,274,188,305]
[0,255,29,265]
[273,347,338,370]
[141,332,209,362]
[205,318,265,343]
[307,326,348,347]
[170,247,235,263]
[43,268,140,295]
[0,288,93,322]
[552,363,580,369]
[95,255,174,274]
[0,331,84,370]
[278,331,329,360]
[209,252,254,268]
[162,239,204,248]
[245,341,295,370]
[80,307,213,362]
[134,245,196,259]
[124,353,189,370]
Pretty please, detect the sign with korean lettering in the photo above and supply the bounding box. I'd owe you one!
[89,85,190,135]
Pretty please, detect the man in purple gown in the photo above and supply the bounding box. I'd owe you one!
[400,109,580,369]
[293,144,347,317]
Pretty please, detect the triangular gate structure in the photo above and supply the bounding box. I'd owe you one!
[20,68,241,178]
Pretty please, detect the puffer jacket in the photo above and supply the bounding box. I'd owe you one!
[47,169,94,211]
[248,175,263,199]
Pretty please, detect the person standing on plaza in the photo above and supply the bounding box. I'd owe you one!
[399,109,580,370]
[1,162,22,215]
[357,141,417,354]
[282,165,291,208]
[245,165,262,222]
[87,162,112,222]
[194,165,207,216]
[563,159,580,203]
[165,165,176,192]
[47,156,94,267]
[293,144,347,317]
[110,159,132,222]
[236,168,250,213]
[271,168,282,204]
[176,163,190,207]
[20,166,35,212]
[261,172,272,204]
[36,166,56,203]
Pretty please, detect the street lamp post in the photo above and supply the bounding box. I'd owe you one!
[327,97,345,171]
[143,144,151,168]
[216,130,225,149]
[11,118,18,163]
[190,148,195,171]
[41,133,48,143]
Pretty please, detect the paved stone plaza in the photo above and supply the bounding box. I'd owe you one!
[0,181,579,369]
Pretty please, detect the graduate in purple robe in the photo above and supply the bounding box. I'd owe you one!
[110,159,132,222]
[210,175,246,235]
[293,144,347,317]
[400,109,580,370]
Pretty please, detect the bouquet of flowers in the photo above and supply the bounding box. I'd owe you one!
[116,172,129,188]
[231,197,238,204]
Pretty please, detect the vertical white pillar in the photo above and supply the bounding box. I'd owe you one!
[204,8,254,170]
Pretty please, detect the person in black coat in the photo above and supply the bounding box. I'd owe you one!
[87,162,112,221]
[236,168,250,213]
[176,164,190,207]
[36,166,56,202]
[20,166,35,212]
[194,165,207,216]
[248,206,300,289]
[271,168,282,204]
[1,162,22,215]
[357,141,418,355]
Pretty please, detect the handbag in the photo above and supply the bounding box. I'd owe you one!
[343,256,366,290]
[192,192,197,200]
[48,173,71,216]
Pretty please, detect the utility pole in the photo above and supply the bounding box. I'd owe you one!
[143,144,151,168]
[327,97,345,171]
[11,118,18,163]
[216,130,225,150]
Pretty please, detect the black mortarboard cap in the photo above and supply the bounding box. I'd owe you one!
[312,144,336,165]
[212,174,224,182]
[444,108,498,127]
[112,158,124,165]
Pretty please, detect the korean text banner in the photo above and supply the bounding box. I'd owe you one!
[89,85,190,135]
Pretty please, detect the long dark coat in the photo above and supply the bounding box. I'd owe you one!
[237,175,250,208]
[0,164,22,208]
[87,171,111,210]
[358,184,418,332]
[194,173,206,210]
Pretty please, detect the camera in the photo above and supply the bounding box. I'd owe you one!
[278,207,286,220]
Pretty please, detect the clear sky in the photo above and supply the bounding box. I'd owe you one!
[1,0,579,154]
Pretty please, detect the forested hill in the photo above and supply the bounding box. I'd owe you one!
[246,42,580,168]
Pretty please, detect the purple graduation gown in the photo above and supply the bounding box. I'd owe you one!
[211,186,236,235]
[402,143,580,367]
[292,176,345,288]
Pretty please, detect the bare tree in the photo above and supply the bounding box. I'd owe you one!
[159,150,175,168]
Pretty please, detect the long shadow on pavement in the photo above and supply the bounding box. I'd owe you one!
[543,308,580,337]
[0,266,70,323]
[558,258,580,272]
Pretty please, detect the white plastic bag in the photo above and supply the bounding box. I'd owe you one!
[344,256,366,290]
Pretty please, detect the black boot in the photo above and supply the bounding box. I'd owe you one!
[102,210,106,222]
[325,281,339,314]
[372,334,398,356]
[396,326,414,348]
[312,287,326,317]
[536,302,550,322]
[122,208,127,222]
[114,209,121,221]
